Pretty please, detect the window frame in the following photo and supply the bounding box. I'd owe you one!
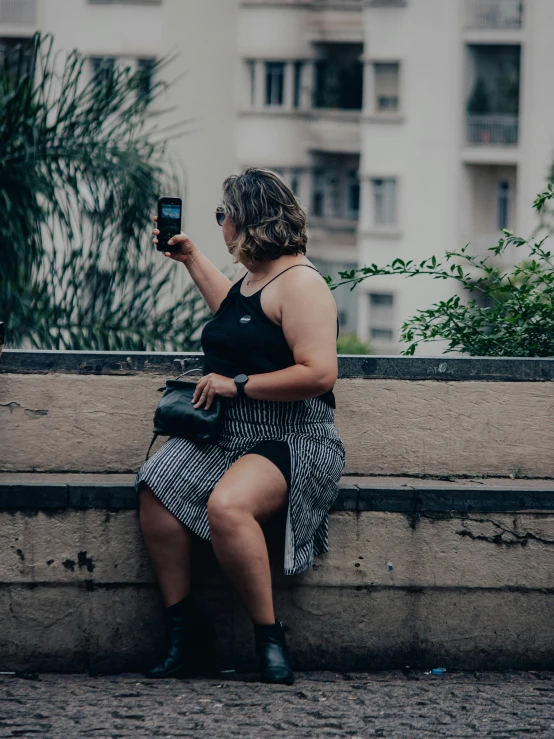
[369,292,395,342]
[293,61,303,109]
[497,179,510,231]
[374,61,401,113]
[371,177,398,227]
[347,169,360,221]
[90,55,116,88]
[264,61,286,108]
[137,57,155,101]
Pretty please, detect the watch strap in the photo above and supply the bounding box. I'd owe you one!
[234,374,249,398]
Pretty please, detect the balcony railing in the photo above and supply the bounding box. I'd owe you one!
[466,115,519,146]
[466,0,523,29]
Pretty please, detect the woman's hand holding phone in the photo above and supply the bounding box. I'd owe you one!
[152,217,199,265]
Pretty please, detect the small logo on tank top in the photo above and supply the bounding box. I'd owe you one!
[239,315,252,324]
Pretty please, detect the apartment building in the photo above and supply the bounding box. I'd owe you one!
[359,0,554,352]
[237,0,363,334]
[2,0,553,353]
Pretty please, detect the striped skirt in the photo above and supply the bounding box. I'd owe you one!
[135,394,346,576]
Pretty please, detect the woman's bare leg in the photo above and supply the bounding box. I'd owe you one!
[207,454,288,625]
[138,483,193,607]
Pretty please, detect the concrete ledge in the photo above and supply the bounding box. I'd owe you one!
[2,584,554,673]
[2,350,554,382]
[1,474,553,512]
[1,474,553,671]
[1,351,554,671]
[3,356,553,478]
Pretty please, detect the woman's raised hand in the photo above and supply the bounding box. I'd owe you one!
[152,216,199,264]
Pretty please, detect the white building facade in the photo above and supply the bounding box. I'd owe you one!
[2,0,553,353]
[237,0,364,335]
[358,0,554,352]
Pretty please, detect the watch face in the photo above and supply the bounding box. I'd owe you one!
[235,373,248,383]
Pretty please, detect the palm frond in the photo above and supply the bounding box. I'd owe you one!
[0,33,208,351]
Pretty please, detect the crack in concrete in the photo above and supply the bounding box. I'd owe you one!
[0,402,48,418]
[455,516,554,547]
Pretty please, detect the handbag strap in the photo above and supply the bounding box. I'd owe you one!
[146,368,203,460]
[145,433,159,461]
[175,368,203,380]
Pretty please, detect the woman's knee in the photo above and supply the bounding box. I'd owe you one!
[207,488,246,536]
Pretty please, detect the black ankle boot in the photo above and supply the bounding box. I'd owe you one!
[254,618,294,685]
[145,595,218,679]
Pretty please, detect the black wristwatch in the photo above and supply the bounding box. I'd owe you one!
[233,373,249,398]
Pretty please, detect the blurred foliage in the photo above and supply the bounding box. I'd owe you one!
[325,186,554,357]
[336,333,372,355]
[0,33,210,350]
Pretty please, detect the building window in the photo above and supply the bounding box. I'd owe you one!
[312,170,325,216]
[311,159,360,221]
[369,293,394,341]
[314,43,363,111]
[310,258,359,334]
[347,170,360,220]
[289,168,301,196]
[326,172,341,218]
[372,178,397,226]
[137,58,155,101]
[293,61,303,109]
[497,180,510,230]
[374,62,399,112]
[265,62,285,107]
[311,170,344,219]
[0,36,34,79]
[91,56,116,87]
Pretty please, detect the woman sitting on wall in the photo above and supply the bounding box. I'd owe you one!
[136,168,346,685]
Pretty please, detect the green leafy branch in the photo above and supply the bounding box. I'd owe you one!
[325,185,554,357]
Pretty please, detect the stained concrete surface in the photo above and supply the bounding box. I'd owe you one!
[2,374,553,477]
[0,671,553,738]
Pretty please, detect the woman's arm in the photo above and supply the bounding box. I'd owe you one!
[153,221,235,315]
[181,244,234,315]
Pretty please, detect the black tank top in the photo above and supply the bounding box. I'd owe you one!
[201,264,338,408]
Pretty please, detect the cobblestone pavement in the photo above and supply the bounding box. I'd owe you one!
[1,671,554,738]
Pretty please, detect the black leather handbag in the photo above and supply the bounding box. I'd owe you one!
[146,369,223,459]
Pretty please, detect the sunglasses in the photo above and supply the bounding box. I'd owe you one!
[215,207,225,227]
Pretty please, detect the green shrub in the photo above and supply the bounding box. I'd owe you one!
[337,333,372,355]
[325,186,554,357]
[0,34,209,350]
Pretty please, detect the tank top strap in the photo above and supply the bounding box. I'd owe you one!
[257,264,339,337]
[257,264,320,293]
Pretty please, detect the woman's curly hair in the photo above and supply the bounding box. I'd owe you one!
[220,168,308,263]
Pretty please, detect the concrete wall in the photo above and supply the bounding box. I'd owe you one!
[1,478,554,672]
[1,351,553,672]
[1,352,553,477]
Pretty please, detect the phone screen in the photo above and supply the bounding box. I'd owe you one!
[161,204,181,219]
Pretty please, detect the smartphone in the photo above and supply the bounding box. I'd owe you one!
[157,196,182,252]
